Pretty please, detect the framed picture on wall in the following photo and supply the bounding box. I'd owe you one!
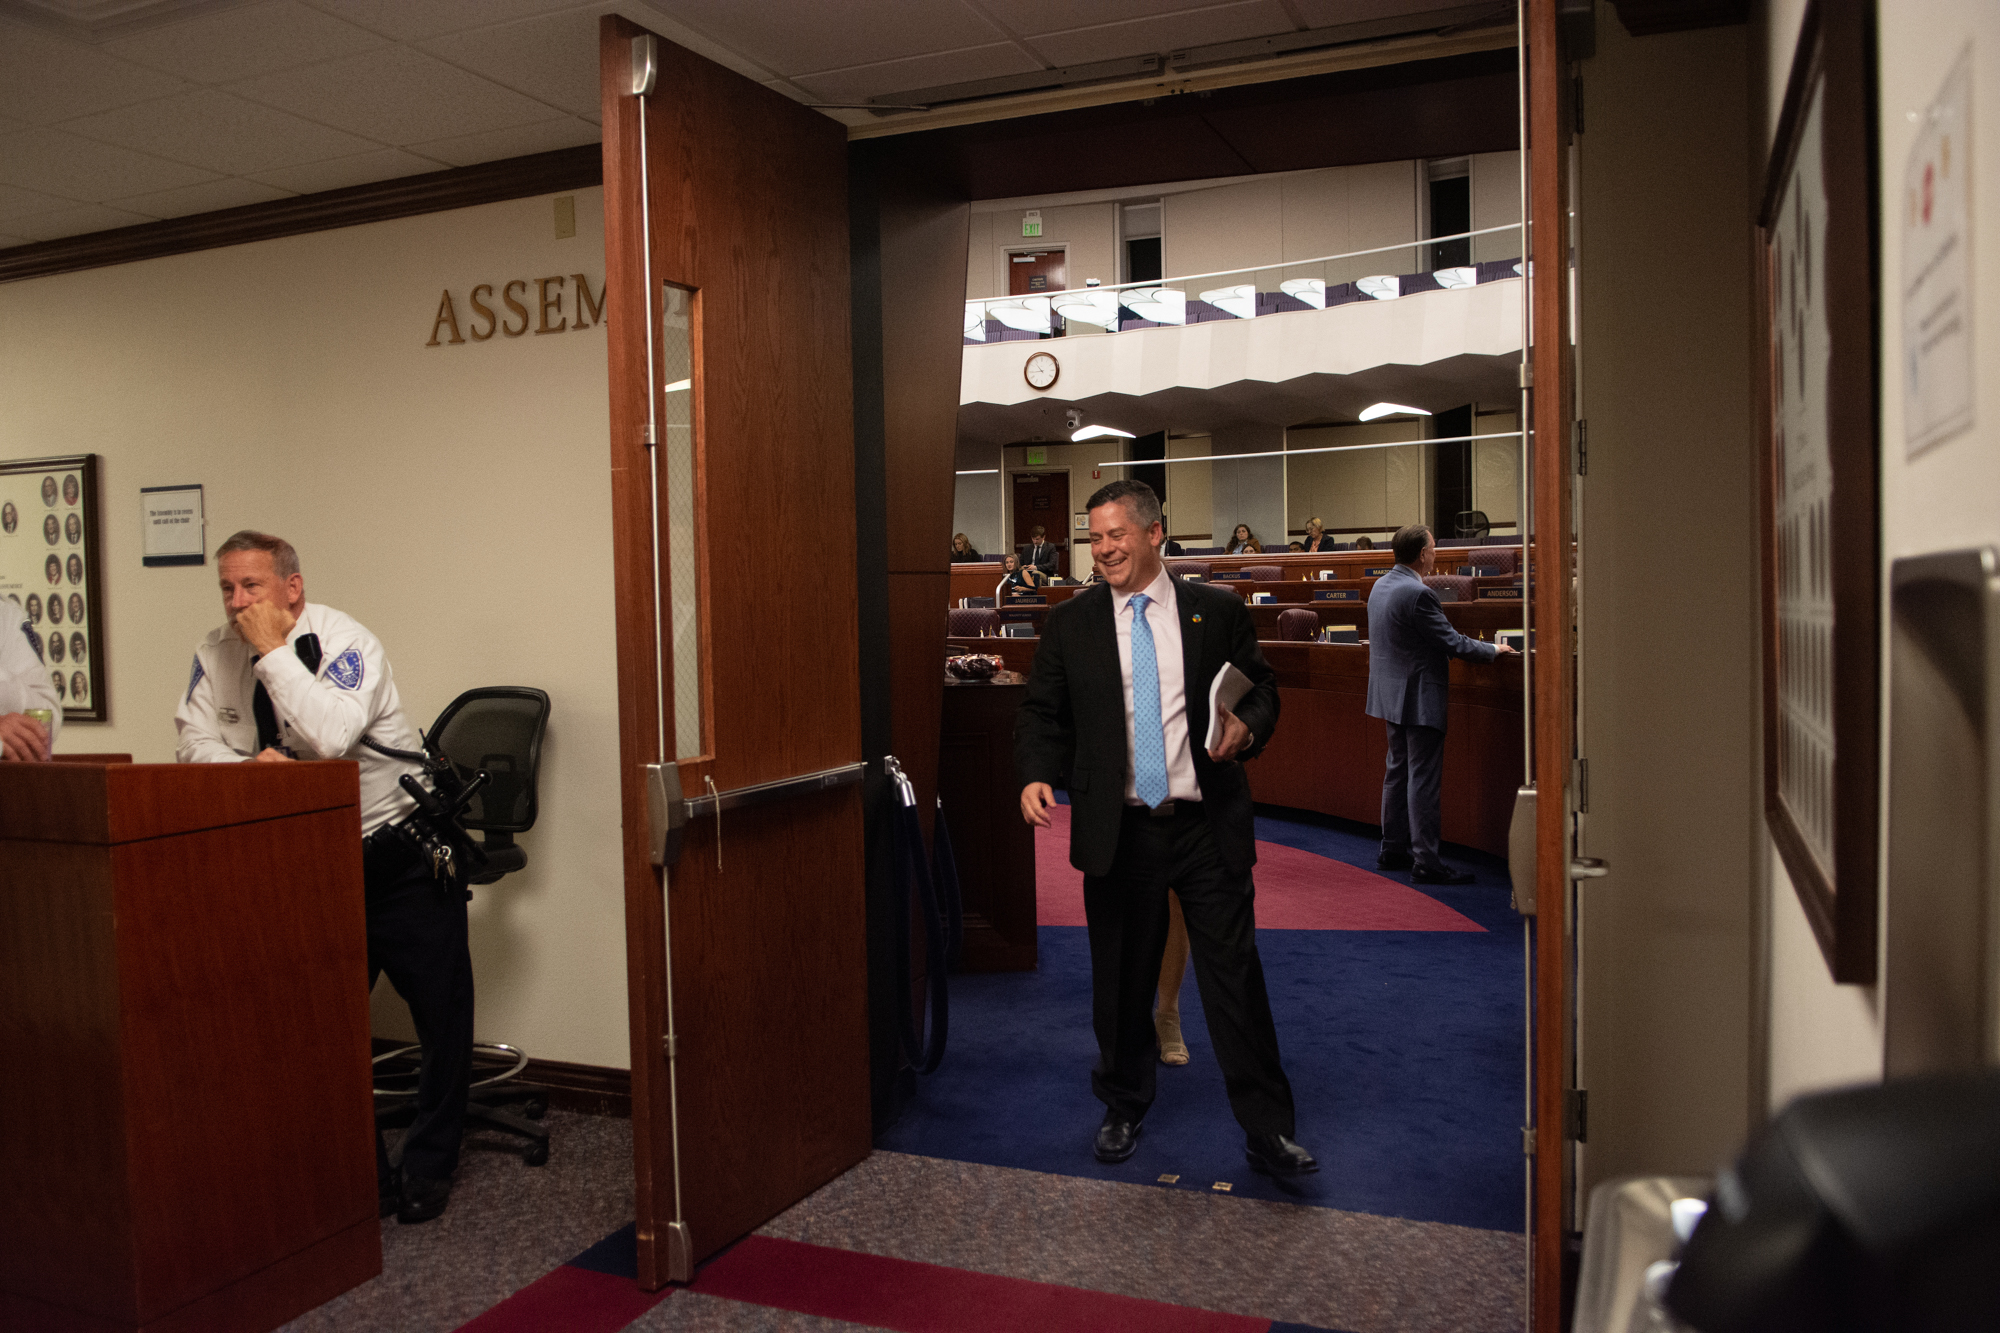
[1757,0,1878,983]
[0,454,107,722]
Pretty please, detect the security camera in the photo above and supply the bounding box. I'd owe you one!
[1065,409,1082,430]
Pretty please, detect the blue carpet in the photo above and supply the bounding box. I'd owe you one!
[878,806,1525,1233]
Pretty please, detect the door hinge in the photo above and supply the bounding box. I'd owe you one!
[1566,1088,1588,1143]
[641,422,657,446]
[1518,362,1534,390]
[1522,1125,1536,1156]
[662,1033,677,1060]
[1573,419,1588,475]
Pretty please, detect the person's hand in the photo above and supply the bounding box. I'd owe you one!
[0,712,51,762]
[250,747,295,763]
[1495,643,1521,657]
[235,601,296,655]
[1020,782,1056,828]
[1208,705,1251,762]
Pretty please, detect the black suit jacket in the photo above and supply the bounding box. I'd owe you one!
[1024,541,1060,577]
[1015,576,1278,879]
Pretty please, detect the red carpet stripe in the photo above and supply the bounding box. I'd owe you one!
[1036,806,1484,932]
[692,1234,1273,1333]
[452,1262,669,1332]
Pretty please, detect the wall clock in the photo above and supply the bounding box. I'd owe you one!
[1023,351,1058,390]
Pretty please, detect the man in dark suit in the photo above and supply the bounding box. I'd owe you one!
[1024,525,1061,581]
[1366,523,1517,884]
[1016,479,1315,1177]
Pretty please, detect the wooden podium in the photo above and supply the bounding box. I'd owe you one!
[0,761,381,1333]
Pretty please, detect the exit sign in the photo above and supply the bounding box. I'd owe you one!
[1025,446,1047,465]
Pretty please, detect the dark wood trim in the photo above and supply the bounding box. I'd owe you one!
[371,1038,631,1118]
[1527,2,1577,1330]
[1756,0,1880,984]
[0,145,602,286]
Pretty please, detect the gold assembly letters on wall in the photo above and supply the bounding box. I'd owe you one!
[427,274,606,346]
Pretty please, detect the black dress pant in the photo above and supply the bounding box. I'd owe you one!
[364,835,475,1185]
[1380,720,1447,870]
[1082,804,1295,1137]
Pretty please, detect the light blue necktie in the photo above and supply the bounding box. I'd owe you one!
[1129,593,1169,808]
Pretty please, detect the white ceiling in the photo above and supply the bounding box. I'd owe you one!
[0,0,1480,250]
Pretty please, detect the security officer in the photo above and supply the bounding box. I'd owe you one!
[174,529,472,1224]
[1,596,61,761]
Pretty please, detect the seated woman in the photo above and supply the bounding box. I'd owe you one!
[997,552,1042,594]
[1299,517,1339,553]
[950,532,982,562]
[1225,523,1263,555]
[1354,535,1376,551]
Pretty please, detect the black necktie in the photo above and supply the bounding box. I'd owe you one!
[253,633,321,752]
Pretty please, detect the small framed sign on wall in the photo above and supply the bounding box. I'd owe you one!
[141,484,205,566]
[0,453,107,721]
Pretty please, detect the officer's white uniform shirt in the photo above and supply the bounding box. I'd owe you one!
[1,597,62,743]
[175,601,421,836]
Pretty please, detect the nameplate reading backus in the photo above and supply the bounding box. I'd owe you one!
[427,275,606,346]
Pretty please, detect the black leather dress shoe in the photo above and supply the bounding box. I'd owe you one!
[1245,1133,1319,1177]
[1094,1112,1142,1163]
[397,1173,452,1224]
[1411,864,1476,885]
[1377,850,1414,871]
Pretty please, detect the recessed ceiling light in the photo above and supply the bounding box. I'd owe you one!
[1358,402,1431,421]
[1072,424,1136,441]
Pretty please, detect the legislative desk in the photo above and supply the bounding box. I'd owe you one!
[0,759,380,1333]
[971,592,1527,645]
[938,680,1037,971]
[946,637,1524,857]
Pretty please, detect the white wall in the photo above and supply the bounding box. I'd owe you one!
[1165,434,1213,541]
[1284,421,1426,538]
[0,189,633,1070]
[1208,424,1286,551]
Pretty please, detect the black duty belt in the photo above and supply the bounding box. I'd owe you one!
[1127,799,1205,819]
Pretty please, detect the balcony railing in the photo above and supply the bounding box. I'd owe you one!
[965,224,1522,343]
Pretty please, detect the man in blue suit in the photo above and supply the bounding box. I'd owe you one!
[1366,523,1518,884]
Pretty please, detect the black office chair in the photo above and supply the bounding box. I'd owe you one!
[1455,509,1491,539]
[374,687,553,1165]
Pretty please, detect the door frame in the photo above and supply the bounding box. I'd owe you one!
[1003,242,1070,298]
[1006,464,1075,578]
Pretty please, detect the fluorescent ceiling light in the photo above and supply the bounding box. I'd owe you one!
[1356,274,1400,301]
[1071,424,1136,441]
[1358,402,1431,422]
[1118,287,1185,325]
[1199,283,1256,319]
[1279,278,1326,309]
[663,378,692,393]
[1051,289,1120,330]
[1433,267,1478,289]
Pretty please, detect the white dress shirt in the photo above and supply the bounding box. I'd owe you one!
[1111,564,1202,805]
[175,601,422,836]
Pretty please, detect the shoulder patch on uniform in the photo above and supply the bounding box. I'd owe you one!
[25,625,43,662]
[186,654,203,701]
[327,648,364,690]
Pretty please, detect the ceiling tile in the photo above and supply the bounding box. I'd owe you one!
[62,89,382,176]
[1027,0,1296,66]
[418,7,603,118]
[8,201,157,242]
[792,43,1043,104]
[0,18,193,125]
[227,45,568,143]
[246,146,448,193]
[405,115,600,167]
[303,0,590,44]
[0,181,76,221]
[100,0,390,84]
[977,0,1256,37]
[106,175,296,219]
[630,0,1010,78]
[1287,0,1473,29]
[0,127,220,201]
